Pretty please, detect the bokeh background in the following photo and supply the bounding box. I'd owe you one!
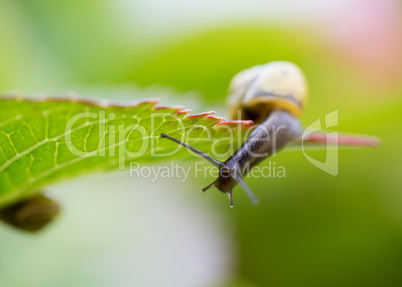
[1,0,402,286]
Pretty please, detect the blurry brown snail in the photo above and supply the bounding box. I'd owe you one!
[0,194,60,232]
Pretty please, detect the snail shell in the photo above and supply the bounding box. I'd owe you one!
[228,61,308,123]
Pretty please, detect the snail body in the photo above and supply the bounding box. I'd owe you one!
[162,61,308,206]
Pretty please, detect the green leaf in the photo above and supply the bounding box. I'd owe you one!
[0,95,253,207]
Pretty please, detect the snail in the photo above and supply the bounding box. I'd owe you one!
[0,194,60,232]
[161,61,307,206]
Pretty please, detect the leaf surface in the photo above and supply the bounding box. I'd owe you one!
[0,95,253,207]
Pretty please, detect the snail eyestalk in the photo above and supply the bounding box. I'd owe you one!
[160,133,259,206]
[160,133,222,168]
[233,172,259,205]
[202,182,216,192]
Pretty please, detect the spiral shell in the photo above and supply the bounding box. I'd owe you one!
[228,61,308,123]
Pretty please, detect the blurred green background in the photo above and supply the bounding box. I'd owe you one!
[1,0,402,286]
